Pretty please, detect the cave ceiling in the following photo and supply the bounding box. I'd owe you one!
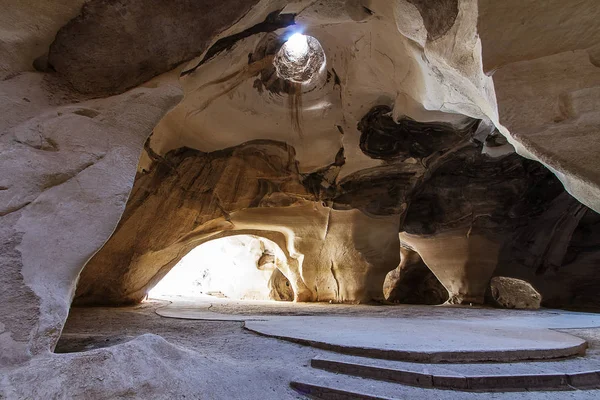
[66,0,597,308]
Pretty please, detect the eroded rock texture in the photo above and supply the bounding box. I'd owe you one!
[269,268,294,302]
[0,76,181,366]
[47,0,261,95]
[486,277,542,310]
[75,140,401,305]
[479,0,600,212]
[495,194,600,310]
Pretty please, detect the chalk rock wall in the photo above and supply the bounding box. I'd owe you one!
[75,0,600,310]
[28,0,600,312]
[77,0,499,306]
[479,0,600,212]
[75,141,401,305]
[474,0,600,309]
[0,0,263,368]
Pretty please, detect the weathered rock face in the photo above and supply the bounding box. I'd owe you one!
[0,73,182,367]
[0,0,258,368]
[486,277,542,310]
[396,134,568,304]
[47,0,261,95]
[75,140,401,305]
[0,0,86,80]
[494,194,600,311]
[269,268,294,302]
[2,1,600,392]
[479,0,600,213]
[72,0,502,308]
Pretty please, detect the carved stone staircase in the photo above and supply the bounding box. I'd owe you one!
[290,344,600,399]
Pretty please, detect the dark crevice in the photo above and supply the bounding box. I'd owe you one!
[301,147,345,200]
[357,105,478,161]
[0,202,32,217]
[143,133,179,174]
[181,10,296,77]
[73,109,100,119]
[331,68,342,87]
[330,261,340,301]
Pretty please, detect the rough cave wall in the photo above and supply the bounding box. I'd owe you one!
[0,81,181,365]
[384,246,449,305]
[398,138,600,307]
[47,0,261,95]
[0,0,267,368]
[494,195,600,310]
[75,140,401,305]
[479,0,600,212]
[74,0,600,309]
[76,0,502,308]
[476,0,600,309]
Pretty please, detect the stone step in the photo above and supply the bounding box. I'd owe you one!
[291,380,393,400]
[310,353,600,392]
[291,371,600,400]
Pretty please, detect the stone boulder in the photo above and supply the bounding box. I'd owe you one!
[486,277,542,310]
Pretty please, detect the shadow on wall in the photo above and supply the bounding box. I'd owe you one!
[148,235,294,302]
[383,247,449,306]
[496,196,600,311]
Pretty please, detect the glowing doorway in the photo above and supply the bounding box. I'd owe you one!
[148,235,293,301]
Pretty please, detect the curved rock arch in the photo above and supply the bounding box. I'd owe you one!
[74,141,401,306]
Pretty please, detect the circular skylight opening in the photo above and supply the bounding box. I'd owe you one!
[274,33,326,84]
[286,33,310,59]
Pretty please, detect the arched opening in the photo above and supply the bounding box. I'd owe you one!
[273,33,326,85]
[383,246,449,305]
[148,235,294,302]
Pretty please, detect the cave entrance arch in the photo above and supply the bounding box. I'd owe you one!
[147,234,294,302]
[73,141,400,307]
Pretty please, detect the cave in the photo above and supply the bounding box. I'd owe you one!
[3,1,600,398]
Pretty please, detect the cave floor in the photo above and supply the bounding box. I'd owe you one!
[50,297,600,399]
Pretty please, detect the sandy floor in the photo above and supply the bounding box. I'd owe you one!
[45,297,600,399]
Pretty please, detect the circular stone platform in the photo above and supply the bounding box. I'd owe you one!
[155,296,600,363]
[244,317,586,363]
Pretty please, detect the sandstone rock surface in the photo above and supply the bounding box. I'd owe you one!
[480,0,600,213]
[48,0,261,95]
[0,72,181,366]
[487,277,542,310]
